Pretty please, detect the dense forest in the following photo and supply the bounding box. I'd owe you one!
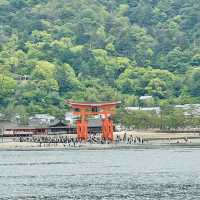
[0,0,200,119]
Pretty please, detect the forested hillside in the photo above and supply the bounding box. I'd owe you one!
[0,0,200,117]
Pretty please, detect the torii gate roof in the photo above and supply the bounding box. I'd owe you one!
[66,100,121,109]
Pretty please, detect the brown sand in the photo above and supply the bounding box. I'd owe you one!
[0,131,200,150]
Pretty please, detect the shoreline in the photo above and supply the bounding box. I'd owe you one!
[1,131,200,151]
[1,143,200,151]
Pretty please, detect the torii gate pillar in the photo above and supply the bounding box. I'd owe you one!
[76,109,88,140]
[102,114,113,140]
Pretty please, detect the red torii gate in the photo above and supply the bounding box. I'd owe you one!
[66,100,120,141]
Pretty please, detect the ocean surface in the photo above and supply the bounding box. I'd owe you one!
[0,148,200,200]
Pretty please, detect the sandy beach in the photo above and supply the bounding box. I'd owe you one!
[116,130,200,141]
[1,131,200,150]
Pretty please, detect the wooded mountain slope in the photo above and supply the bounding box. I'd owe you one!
[0,0,200,117]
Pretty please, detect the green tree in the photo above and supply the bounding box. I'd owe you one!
[184,68,200,97]
[55,63,80,94]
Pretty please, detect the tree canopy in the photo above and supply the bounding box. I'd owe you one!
[0,0,200,117]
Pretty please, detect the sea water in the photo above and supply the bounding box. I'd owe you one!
[0,148,200,199]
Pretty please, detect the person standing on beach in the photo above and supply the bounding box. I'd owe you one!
[123,132,127,143]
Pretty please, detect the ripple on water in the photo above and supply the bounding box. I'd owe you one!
[0,148,200,200]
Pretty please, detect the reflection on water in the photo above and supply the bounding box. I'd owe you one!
[0,148,200,200]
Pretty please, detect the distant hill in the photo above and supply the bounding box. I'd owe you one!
[0,0,200,117]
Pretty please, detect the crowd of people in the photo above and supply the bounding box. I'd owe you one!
[117,133,144,144]
[19,136,79,147]
[17,133,145,147]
